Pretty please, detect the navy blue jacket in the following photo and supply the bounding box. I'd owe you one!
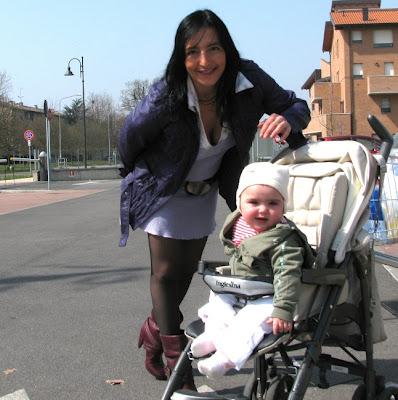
[118,60,310,246]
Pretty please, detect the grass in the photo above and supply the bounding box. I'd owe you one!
[1,173,32,181]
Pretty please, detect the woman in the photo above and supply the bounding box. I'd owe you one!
[118,9,310,389]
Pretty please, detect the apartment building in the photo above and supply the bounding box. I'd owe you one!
[303,0,398,139]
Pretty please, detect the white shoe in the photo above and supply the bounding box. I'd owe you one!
[197,351,234,379]
[191,333,216,358]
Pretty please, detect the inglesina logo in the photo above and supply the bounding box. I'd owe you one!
[215,279,241,289]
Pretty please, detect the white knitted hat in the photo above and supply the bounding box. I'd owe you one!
[236,162,289,210]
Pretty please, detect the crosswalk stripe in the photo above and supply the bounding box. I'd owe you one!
[0,389,30,400]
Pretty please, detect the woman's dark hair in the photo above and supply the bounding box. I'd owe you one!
[164,9,240,119]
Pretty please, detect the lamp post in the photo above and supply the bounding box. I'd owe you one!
[107,113,112,164]
[64,57,87,168]
[58,94,80,161]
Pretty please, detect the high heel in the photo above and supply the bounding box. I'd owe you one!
[138,312,167,381]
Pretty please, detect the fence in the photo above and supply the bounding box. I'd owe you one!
[366,155,398,245]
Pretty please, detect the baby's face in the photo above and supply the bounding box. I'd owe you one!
[240,184,284,233]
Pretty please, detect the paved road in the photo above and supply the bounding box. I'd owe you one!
[0,180,397,399]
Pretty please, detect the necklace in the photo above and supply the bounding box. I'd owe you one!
[198,95,216,105]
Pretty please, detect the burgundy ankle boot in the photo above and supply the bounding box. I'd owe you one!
[138,312,167,380]
[160,333,196,391]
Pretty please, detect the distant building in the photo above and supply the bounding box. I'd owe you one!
[302,0,398,139]
[11,102,58,121]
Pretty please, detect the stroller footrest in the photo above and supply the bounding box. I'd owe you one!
[254,333,291,354]
[302,269,346,286]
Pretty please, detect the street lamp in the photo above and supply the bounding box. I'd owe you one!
[64,57,87,168]
[58,94,80,162]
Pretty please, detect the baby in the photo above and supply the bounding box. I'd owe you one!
[191,162,314,378]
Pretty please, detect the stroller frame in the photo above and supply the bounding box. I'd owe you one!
[161,115,398,400]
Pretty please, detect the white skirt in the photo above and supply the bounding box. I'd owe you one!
[139,184,218,239]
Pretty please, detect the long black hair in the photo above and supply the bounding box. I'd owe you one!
[164,9,240,120]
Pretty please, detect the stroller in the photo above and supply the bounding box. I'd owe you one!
[161,115,398,400]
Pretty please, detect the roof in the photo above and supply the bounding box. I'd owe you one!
[302,69,322,90]
[323,8,398,51]
[331,8,398,26]
[323,21,334,52]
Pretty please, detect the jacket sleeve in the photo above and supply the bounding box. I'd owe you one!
[247,61,310,149]
[118,83,167,176]
[269,235,304,321]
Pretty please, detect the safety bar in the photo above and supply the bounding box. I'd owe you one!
[367,114,394,161]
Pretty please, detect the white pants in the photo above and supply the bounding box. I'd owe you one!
[197,291,274,369]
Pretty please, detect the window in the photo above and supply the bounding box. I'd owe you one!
[385,62,394,76]
[381,98,391,113]
[373,30,393,48]
[353,63,363,78]
[351,30,362,43]
[340,101,344,113]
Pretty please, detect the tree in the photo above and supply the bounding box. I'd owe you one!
[63,98,84,125]
[87,92,115,122]
[120,79,151,111]
[0,71,15,156]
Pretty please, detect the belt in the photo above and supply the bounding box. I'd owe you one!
[184,176,217,196]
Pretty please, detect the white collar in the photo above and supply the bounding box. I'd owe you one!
[235,71,254,92]
[187,72,254,112]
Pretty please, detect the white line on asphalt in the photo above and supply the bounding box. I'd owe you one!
[383,264,398,283]
[0,389,30,400]
[72,181,99,185]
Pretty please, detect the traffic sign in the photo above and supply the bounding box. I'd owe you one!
[24,130,35,141]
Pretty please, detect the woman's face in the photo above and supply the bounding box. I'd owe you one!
[184,27,226,95]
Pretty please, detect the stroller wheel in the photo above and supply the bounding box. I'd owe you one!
[376,387,398,400]
[353,376,389,399]
[264,375,294,400]
[352,384,366,400]
[242,372,258,400]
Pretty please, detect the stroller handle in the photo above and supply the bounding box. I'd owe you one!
[367,114,394,161]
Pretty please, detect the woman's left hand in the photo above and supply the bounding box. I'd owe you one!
[258,113,292,144]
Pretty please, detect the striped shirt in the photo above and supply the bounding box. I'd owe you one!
[232,216,258,247]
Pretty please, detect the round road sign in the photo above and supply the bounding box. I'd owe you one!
[24,130,35,141]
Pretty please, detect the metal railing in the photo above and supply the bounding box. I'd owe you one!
[366,157,398,245]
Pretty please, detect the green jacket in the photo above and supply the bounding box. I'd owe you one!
[220,210,316,321]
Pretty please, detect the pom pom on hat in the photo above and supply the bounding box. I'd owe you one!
[236,162,289,210]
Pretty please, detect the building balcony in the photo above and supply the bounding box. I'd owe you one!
[310,81,330,103]
[309,81,341,103]
[368,75,398,95]
[304,113,351,138]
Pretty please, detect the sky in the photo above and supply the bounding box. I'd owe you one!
[1,0,397,111]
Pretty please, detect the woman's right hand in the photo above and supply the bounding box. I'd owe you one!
[258,113,292,144]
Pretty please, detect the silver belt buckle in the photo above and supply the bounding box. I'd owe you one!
[185,180,213,196]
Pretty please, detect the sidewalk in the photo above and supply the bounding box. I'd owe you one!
[0,178,108,215]
[0,177,35,186]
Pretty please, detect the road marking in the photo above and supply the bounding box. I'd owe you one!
[384,264,398,283]
[0,389,30,400]
[72,181,99,185]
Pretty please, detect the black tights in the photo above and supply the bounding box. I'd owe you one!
[147,234,207,335]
